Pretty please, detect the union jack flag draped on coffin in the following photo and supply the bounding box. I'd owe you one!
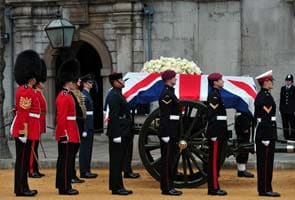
[122,72,257,115]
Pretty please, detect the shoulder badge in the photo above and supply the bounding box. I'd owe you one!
[209,103,219,110]
[19,97,32,109]
[162,95,172,104]
[263,106,272,113]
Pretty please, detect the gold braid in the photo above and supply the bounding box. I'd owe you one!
[72,89,87,119]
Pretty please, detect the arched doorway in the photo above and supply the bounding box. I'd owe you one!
[76,42,103,133]
[44,30,112,133]
[55,41,104,133]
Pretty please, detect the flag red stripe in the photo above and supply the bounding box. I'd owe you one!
[179,74,201,101]
[228,79,257,99]
[123,73,161,99]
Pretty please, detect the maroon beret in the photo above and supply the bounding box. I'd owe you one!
[161,70,176,81]
[208,72,223,81]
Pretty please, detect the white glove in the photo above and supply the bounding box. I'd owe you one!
[113,137,122,143]
[19,136,27,143]
[161,136,170,143]
[262,140,270,146]
[211,137,217,141]
[82,131,87,137]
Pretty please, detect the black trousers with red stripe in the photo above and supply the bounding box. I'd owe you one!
[56,142,75,191]
[28,140,39,175]
[207,138,226,191]
[160,137,177,192]
[256,140,275,194]
[14,138,30,195]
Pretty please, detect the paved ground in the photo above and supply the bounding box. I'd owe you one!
[1,169,295,200]
[2,131,295,169]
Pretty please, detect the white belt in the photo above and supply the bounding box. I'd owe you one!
[257,117,276,122]
[86,111,94,115]
[216,116,227,120]
[29,113,40,119]
[169,115,180,120]
[66,116,76,120]
[235,112,241,117]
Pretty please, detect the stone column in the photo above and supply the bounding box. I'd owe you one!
[113,2,134,73]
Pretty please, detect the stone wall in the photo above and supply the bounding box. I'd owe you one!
[241,0,295,131]
[144,0,241,75]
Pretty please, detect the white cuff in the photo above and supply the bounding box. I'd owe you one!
[113,137,122,143]
[262,140,270,146]
[210,137,217,141]
[161,136,170,143]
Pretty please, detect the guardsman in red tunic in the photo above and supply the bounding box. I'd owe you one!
[10,50,42,197]
[206,72,227,196]
[55,59,80,195]
[28,59,47,178]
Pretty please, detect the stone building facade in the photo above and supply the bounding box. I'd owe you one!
[2,0,295,133]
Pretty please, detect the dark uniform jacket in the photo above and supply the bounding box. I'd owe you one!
[82,89,94,131]
[206,88,227,139]
[254,88,277,140]
[279,85,295,114]
[235,112,252,132]
[106,88,131,138]
[159,85,180,138]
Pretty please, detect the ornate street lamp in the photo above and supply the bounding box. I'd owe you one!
[45,18,75,48]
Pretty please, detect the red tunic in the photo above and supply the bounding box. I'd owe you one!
[36,89,47,133]
[11,85,41,140]
[55,89,80,143]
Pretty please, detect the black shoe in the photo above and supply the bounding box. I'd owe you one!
[208,189,227,196]
[112,188,133,195]
[80,172,98,179]
[238,170,254,178]
[124,172,140,179]
[37,172,45,177]
[16,189,38,196]
[71,177,85,183]
[29,172,42,178]
[59,189,79,195]
[259,191,280,197]
[162,189,183,196]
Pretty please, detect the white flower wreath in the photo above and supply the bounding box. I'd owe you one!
[142,57,202,75]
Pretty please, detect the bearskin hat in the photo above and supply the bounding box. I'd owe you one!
[36,59,47,83]
[14,50,42,85]
[57,59,80,87]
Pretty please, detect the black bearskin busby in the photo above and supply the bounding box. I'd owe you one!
[57,59,80,87]
[14,50,42,85]
[36,59,47,83]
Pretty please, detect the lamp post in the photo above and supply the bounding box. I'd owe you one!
[45,18,75,49]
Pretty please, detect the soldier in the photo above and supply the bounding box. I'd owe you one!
[105,72,133,195]
[235,111,255,178]
[158,70,182,196]
[206,72,227,196]
[70,77,86,184]
[279,74,295,141]
[11,50,42,196]
[79,74,98,178]
[55,59,80,195]
[28,59,47,178]
[254,70,280,197]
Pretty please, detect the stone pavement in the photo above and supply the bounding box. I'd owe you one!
[1,131,295,169]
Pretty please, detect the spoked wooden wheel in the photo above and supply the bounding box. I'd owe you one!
[138,100,209,188]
